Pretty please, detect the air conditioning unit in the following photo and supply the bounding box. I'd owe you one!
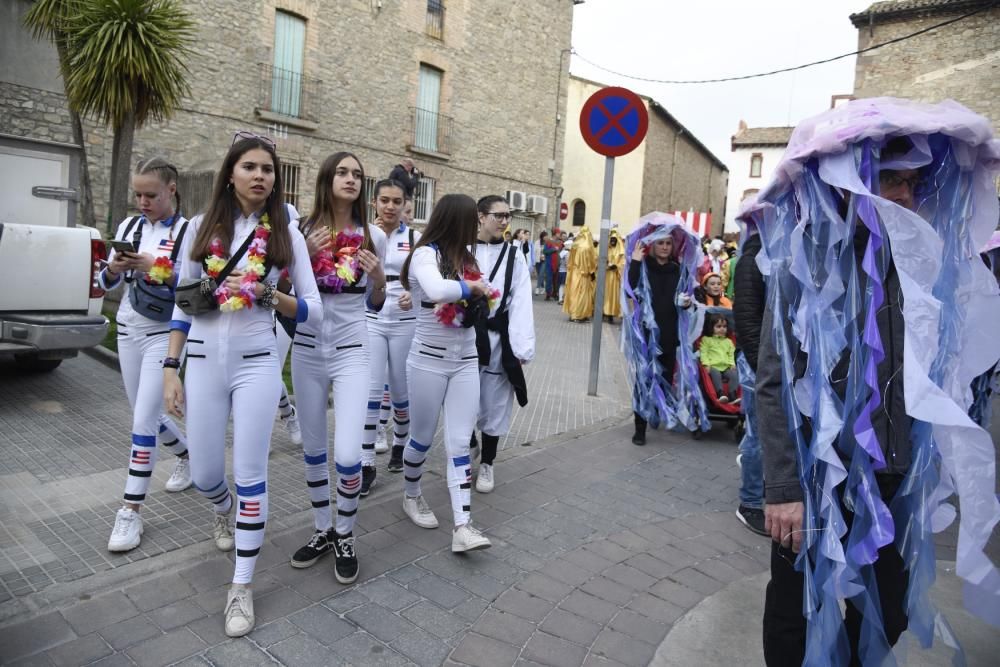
[526,194,548,216]
[505,190,527,211]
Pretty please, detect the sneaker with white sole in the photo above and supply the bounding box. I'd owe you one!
[475,464,494,493]
[281,406,303,446]
[374,427,389,454]
[224,585,254,637]
[108,507,143,552]
[333,532,359,584]
[452,523,491,553]
[164,457,192,492]
[736,504,768,537]
[213,509,235,552]
[290,528,335,568]
[403,494,439,529]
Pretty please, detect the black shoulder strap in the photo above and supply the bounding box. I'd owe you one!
[169,220,188,263]
[205,226,259,283]
[121,216,141,244]
[488,242,509,282]
[499,245,517,313]
[409,226,414,249]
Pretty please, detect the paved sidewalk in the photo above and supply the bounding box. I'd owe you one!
[0,297,997,666]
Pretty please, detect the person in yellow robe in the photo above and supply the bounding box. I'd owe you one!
[563,226,597,321]
[603,228,625,322]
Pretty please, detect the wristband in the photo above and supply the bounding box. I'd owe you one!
[162,357,181,369]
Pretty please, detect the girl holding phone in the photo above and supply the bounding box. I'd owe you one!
[162,133,321,637]
[100,157,192,554]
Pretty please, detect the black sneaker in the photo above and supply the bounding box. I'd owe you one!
[333,532,358,584]
[387,447,404,473]
[290,528,335,568]
[360,466,376,497]
[736,504,768,537]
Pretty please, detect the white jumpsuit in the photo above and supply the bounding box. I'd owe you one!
[292,222,387,536]
[402,246,481,526]
[363,222,421,465]
[170,212,321,584]
[473,241,535,440]
[100,215,190,505]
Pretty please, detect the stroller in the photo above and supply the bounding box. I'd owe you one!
[692,307,744,442]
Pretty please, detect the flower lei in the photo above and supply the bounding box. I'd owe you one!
[313,228,363,292]
[434,267,501,328]
[146,257,174,285]
[205,213,271,311]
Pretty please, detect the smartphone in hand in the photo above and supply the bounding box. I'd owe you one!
[108,240,136,255]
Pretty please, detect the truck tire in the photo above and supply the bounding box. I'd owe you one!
[14,354,63,372]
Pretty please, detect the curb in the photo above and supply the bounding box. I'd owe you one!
[81,344,120,372]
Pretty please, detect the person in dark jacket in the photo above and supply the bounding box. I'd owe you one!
[626,234,691,445]
[387,158,420,200]
[732,223,767,536]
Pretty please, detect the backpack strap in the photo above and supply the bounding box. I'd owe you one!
[499,245,517,314]
[409,226,415,250]
[488,242,509,282]
[169,220,188,263]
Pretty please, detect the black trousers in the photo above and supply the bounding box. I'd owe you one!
[762,476,908,667]
[634,351,677,431]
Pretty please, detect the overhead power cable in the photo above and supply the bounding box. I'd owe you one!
[573,2,997,85]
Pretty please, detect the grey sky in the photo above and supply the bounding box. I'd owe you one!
[570,0,871,169]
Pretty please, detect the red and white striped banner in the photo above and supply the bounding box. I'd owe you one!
[673,210,712,238]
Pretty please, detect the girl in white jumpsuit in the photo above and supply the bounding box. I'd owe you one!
[399,194,493,553]
[472,196,535,493]
[363,179,420,483]
[288,152,387,584]
[163,135,321,637]
[102,158,192,553]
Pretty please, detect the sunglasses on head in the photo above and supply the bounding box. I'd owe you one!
[232,130,276,149]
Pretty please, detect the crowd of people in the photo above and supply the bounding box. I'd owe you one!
[96,95,1000,664]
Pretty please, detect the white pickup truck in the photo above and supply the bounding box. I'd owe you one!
[0,134,108,371]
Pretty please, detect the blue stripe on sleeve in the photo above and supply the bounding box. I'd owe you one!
[295,297,308,323]
[169,319,191,334]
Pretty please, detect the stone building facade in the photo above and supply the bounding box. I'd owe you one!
[850,0,1000,132]
[560,76,728,238]
[1,0,575,230]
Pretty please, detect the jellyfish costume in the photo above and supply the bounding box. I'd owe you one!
[969,231,1000,430]
[621,212,708,433]
[754,97,1000,666]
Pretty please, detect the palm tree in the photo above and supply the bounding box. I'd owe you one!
[63,0,195,229]
[23,0,96,229]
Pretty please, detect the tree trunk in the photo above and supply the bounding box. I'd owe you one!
[53,40,96,230]
[108,111,136,231]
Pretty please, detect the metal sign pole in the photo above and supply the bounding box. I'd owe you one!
[587,156,614,396]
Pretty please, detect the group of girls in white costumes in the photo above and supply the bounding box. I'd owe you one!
[287,153,387,583]
[163,134,321,637]
[101,158,194,553]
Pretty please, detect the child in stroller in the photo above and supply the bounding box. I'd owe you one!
[699,313,739,404]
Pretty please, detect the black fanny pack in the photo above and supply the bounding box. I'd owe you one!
[175,225,259,316]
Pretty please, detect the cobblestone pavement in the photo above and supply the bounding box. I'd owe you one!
[0,296,996,666]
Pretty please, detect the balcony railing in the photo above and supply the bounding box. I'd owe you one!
[409,106,452,155]
[426,1,445,40]
[258,64,320,121]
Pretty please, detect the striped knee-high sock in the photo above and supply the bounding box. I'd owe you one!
[392,400,410,449]
[362,395,380,468]
[277,388,294,419]
[234,482,267,584]
[157,416,188,458]
[335,462,361,535]
[447,453,472,526]
[194,479,232,515]
[403,438,430,498]
[379,384,391,431]
[303,451,332,531]
[123,433,158,504]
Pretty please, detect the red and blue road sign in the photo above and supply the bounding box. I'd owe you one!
[579,86,649,158]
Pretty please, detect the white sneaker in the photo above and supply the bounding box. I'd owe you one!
[736,453,743,469]
[165,457,192,492]
[281,406,303,446]
[214,508,235,552]
[108,508,143,552]
[475,464,494,493]
[374,426,389,454]
[452,523,492,553]
[403,494,439,529]
[224,584,254,637]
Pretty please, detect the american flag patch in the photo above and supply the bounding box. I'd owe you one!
[397,241,410,252]
[342,477,360,490]
[239,500,260,517]
[158,238,175,252]
[465,467,472,482]
[131,449,151,465]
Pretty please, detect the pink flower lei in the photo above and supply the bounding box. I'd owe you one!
[313,227,363,292]
[206,214,272,311]
[434,267,501,328]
